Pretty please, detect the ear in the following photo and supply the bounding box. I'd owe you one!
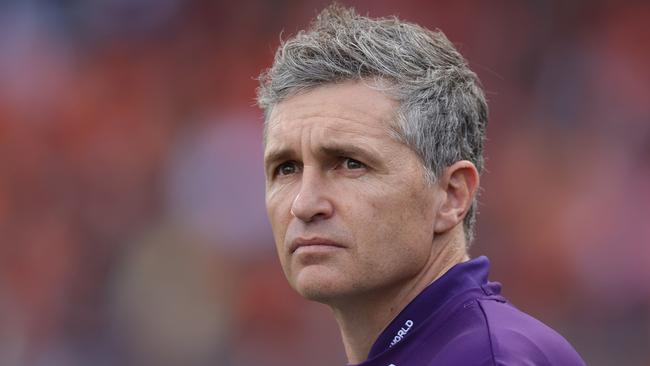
[434,160,480,234]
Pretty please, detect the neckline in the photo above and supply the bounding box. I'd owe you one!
[360,256,492,362]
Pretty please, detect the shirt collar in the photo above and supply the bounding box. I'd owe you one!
[365,256,498,359]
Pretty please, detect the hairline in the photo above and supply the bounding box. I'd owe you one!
[261,78,439,184]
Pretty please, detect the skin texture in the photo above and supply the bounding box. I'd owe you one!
[264,80,478,363]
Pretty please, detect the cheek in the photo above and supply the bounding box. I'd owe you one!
[266,196,291,249]
[266,201,295,280]
[351,184,436,258]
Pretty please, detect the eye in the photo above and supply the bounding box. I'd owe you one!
[275,161,300,176]
[343,158,365,170]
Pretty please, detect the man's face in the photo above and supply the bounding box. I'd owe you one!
[264,81,443,304]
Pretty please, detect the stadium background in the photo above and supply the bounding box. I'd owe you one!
[0,0,648,365]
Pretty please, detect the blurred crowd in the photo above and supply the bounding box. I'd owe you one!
[0,0,648,365]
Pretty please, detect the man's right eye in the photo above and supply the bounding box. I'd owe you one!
[275,161,300,176]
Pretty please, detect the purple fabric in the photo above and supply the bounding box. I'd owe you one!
[351,257,587,366]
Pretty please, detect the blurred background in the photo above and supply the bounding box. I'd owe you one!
[0,0,648,365]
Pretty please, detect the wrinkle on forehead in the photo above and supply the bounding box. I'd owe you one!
[265,81,401,153]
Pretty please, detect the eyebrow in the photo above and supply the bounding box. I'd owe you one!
[318,144,380,164]
[264,142,382,173]
[264,148,294,173]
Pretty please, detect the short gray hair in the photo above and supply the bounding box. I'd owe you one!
[256,4,488,245]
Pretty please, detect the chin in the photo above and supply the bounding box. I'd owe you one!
[291,265,350,303]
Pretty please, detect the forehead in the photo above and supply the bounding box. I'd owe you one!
[265,81,399,149]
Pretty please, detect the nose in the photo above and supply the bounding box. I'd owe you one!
[290,169,333,222]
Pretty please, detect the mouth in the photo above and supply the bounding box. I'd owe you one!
[289,237,346,254]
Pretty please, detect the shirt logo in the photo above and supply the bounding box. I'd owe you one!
[389,319,414,347]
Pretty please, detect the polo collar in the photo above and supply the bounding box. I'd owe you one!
[365,256,498,359]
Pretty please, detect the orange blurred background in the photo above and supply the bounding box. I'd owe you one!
[0,0,648,365]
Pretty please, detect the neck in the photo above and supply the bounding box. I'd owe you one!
[331,234,468,364]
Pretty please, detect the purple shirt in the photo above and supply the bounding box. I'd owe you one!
[352,257,586,366]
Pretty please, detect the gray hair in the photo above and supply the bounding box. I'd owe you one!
[256,4,488,246]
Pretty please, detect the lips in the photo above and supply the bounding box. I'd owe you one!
[289,237,346,254]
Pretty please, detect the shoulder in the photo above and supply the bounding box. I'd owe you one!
[475,298,587,366]
[422,297,586,366]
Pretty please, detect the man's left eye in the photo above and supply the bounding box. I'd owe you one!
[343,158,365,170]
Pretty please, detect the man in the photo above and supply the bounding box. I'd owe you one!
[257,4,586,365]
